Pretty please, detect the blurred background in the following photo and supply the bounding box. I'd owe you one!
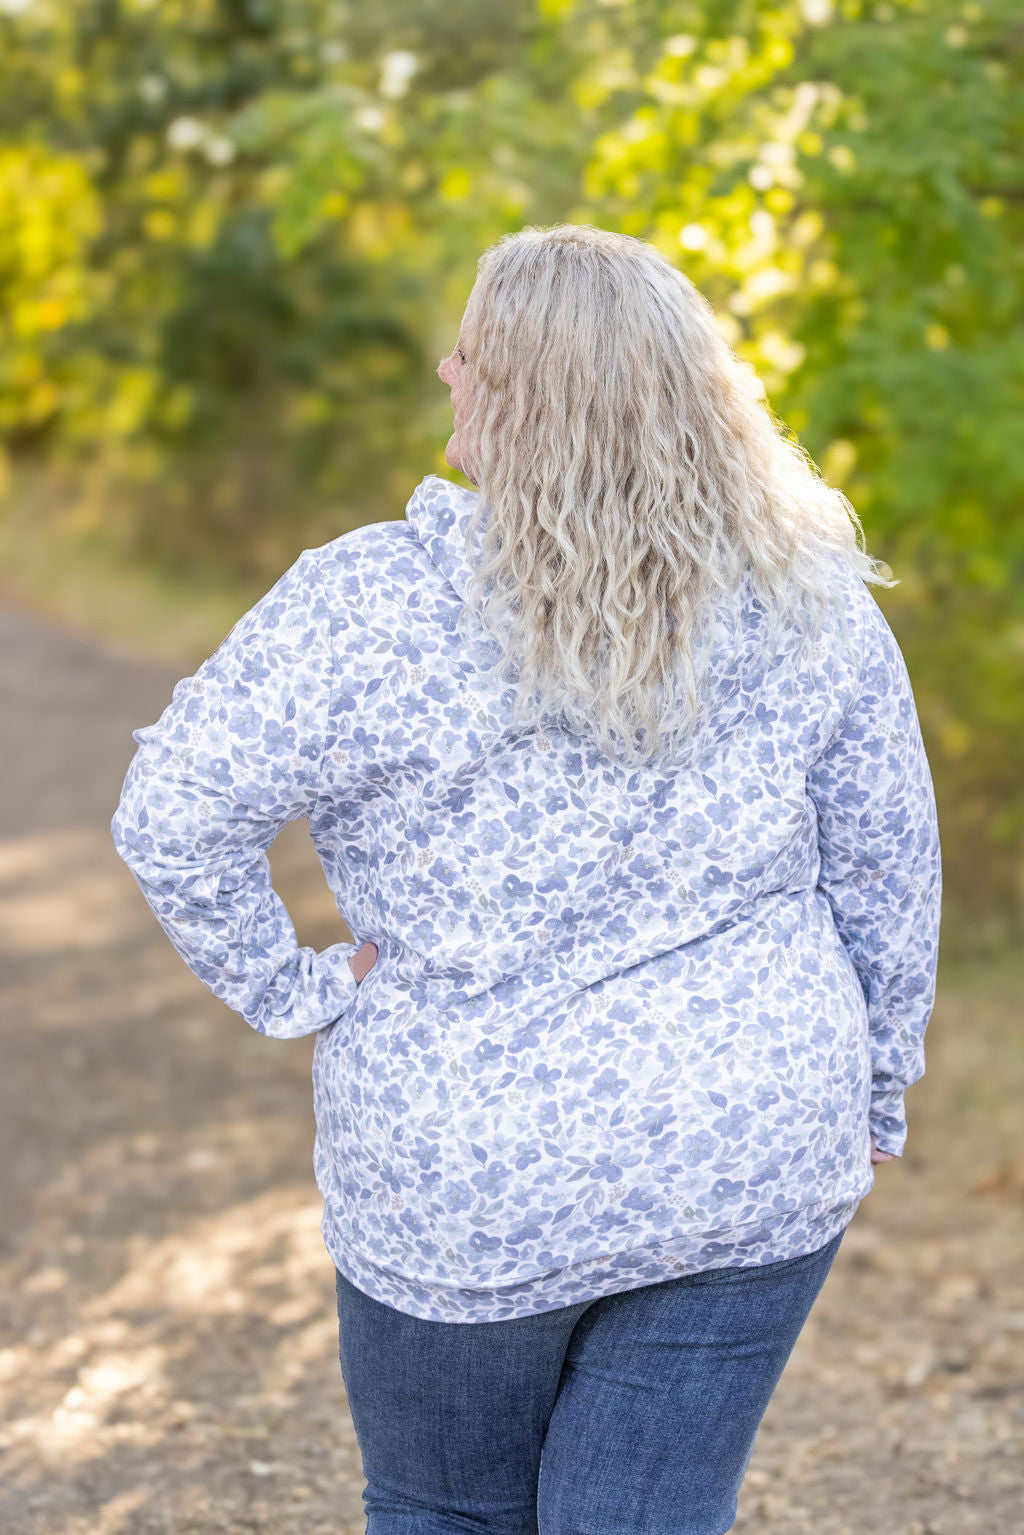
[1,4,1022,1534]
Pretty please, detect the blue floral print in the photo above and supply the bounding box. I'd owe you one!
[111,474,942,1322]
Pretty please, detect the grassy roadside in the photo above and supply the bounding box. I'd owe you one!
[0,469,268,667]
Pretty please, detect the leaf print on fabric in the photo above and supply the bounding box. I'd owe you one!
[110,550,363,1040]
[112,474,942,1323]
[806,585,943,1158]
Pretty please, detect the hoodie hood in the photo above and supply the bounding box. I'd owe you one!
[400,469,853,760]
[402,471,760,733]
[404,474,490,605]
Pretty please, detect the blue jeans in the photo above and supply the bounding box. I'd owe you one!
[334,1227,846,1534]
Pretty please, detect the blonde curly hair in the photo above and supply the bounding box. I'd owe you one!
[453,223,894,766]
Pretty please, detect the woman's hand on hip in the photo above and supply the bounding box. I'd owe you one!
[870,1133,896,1165]
[347,941,379,984]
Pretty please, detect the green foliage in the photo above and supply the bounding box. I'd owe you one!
[0,0,1021,941]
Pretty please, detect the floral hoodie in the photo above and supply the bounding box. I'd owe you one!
[111,474,943,1321]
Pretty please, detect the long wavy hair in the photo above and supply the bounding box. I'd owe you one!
[453,223,895,767]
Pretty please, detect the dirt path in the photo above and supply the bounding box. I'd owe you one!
[1,598,1021,1534]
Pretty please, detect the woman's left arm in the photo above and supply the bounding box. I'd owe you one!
[110,548,361,1040]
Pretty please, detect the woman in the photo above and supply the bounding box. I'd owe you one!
[111,223,942,1534]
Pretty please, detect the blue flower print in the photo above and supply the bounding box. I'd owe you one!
[111,474,941,1324]
[530,1063,563,1093]
[711,1103,755,1141]
[469,1231,503,1254]
[706,793,742,830]
[228,702,261,740]
[681,1130,718,1166]
[470,1162,513,1197]
[193,753,234,789]
[262,719,297,754]
[591,1068,629,1101]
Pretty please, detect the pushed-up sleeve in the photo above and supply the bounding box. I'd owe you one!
[806,590,943,1156]
[110,549,361,1040]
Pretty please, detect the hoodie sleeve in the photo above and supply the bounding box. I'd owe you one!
[110,548,361,1040]
[806,589,943,1157]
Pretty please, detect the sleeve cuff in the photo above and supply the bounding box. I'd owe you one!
[869,1084,909,1157]
[247,940,361,1040]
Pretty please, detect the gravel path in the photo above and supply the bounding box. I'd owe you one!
[1,598,1020,1534]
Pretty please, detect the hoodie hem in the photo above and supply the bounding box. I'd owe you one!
[322,1181,868,1323]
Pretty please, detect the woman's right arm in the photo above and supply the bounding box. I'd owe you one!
[806,589,943,1160]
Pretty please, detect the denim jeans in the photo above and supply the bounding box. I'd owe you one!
[334,1226,845,1535]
